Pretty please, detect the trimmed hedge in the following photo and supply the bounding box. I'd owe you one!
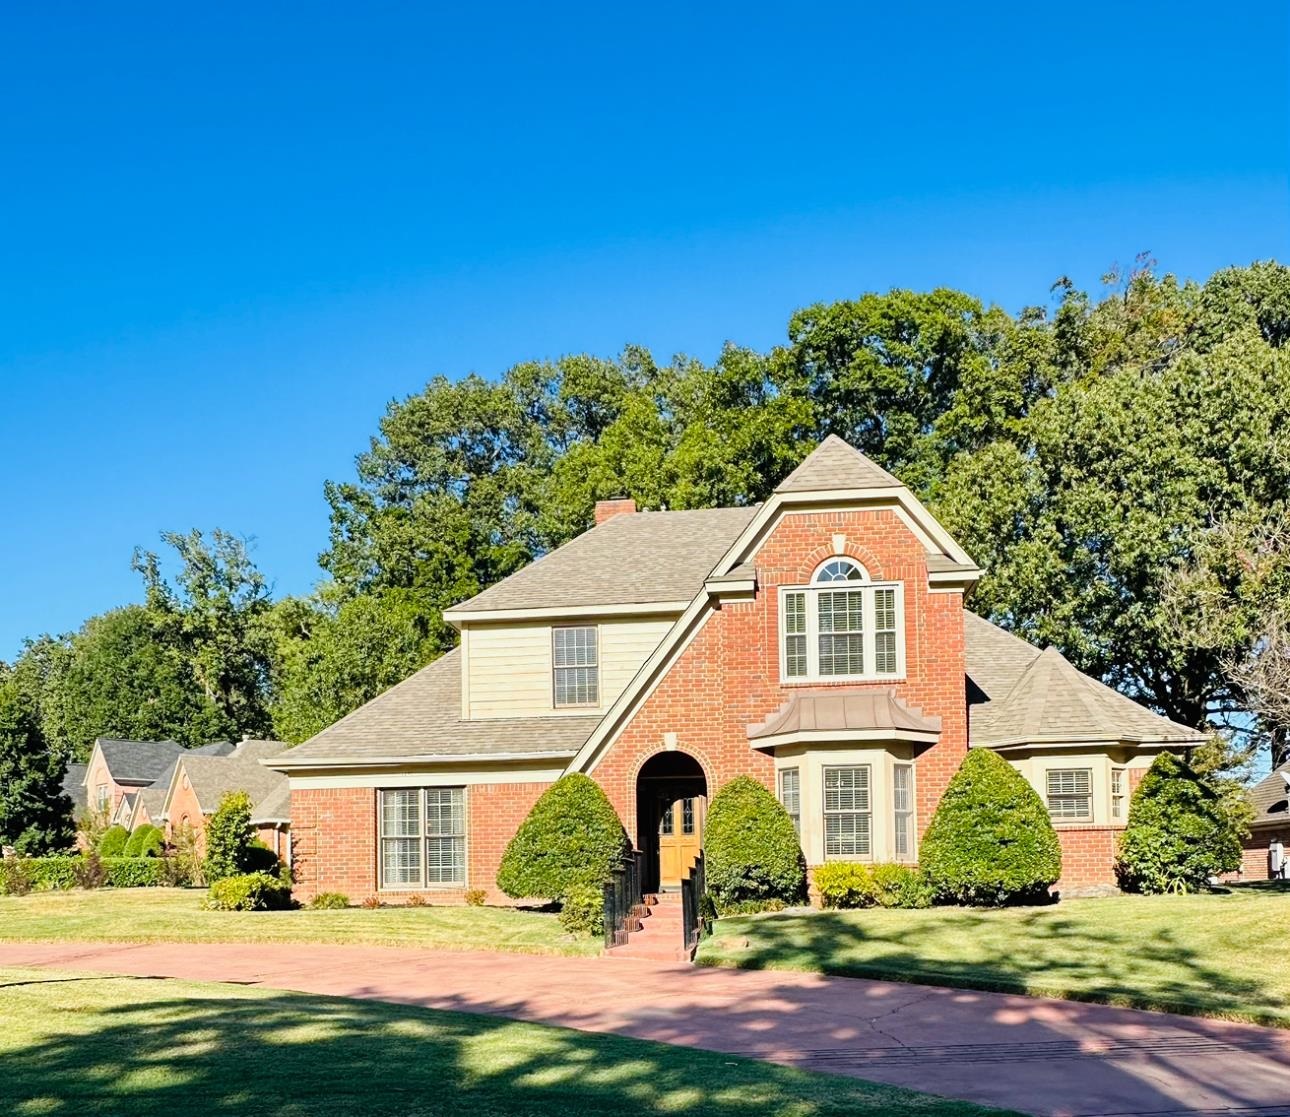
[704,776,806,914]
[0,854,167,892]
[557,884,605,937]
[814,863,932,909]
[101,857,167,888]
[98,825,130,857]
[920,749,1062,905]
[496,774,630,901]
[123,824,165,858]
[206,871,293,911]
[1116,752,1245,893]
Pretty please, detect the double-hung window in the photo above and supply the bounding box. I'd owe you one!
[824,765,871,858]
[893,764,915,860]
[1046,769,1093,822]
[553,626,599,707]
[781,560,903,682]
[379,788,467,888]
[1111,768,1126,821]
[778,768,801,836]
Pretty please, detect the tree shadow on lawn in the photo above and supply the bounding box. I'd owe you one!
[0,976,1001,1117]
[700,906,1282,1025]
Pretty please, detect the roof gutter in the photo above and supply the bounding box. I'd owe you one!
[262,750,580,773]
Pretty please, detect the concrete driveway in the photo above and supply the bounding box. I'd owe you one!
[6,940,1290,1117]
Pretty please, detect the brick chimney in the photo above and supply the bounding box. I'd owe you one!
[594,498,637,525]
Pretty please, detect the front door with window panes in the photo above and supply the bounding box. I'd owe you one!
[658,794,704,888]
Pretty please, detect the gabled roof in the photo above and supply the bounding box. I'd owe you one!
[775,434,903,493]
[446,507,758,617]
[94,738,184,784]
[271,648,601,767]
[748,689,941,748]
[174,754,288,815]
[133,784,168,826]
[1247,763,1290,828]
[970,645,1205,750]
[250,783,291,825]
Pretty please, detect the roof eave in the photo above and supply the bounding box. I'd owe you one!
[749,728,941,753]
[442,599,691,627]
[972,733,1205,752]
[266,750,580,772]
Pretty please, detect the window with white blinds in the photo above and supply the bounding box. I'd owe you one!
[778,767,801,836]
[781,561,903,682]
[1046,769,1093,821]
[553,626,599,707]
[379,788,466,887]
[893,764,915,860]
[824,765,871,858]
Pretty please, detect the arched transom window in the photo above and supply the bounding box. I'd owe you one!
[781,558,903,681]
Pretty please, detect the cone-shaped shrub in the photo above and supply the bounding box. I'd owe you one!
[97,824,129,857]
[1116,752,1244,893]
[123,823,164,858]
[704,775,806,913]
[496,774,630,900]
[920,749,1061,905]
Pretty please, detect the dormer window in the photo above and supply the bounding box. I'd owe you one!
[780,558,904,682]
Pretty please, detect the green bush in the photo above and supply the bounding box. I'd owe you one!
[704,776,806,914]
[97,824,130,857]
[101,857,166,887]
[557,884,605,938]
[870,863,933,909]
[123,824,165,858]
[308,891,349,909]
[920,749,1062,905]
[206,871,293,911]
[1116,752,1245,893]
[813,862,878,909]
[0,857,33,895]
[496,774,630,901]
[25,856,81,891]
[204,791,255,884]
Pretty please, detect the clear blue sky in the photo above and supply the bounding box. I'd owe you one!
[2,3,1287,659]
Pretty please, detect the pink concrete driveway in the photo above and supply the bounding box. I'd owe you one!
[6,941,1290,1117]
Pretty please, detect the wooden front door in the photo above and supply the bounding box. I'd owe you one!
[658,795,704,889]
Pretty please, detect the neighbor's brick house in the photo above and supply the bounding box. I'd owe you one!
[268,437,1204,903]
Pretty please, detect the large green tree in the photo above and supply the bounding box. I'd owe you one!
[0,679,74,853]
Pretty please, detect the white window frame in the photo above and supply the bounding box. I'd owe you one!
[1046,768,1093,823]
[778,767,801,837]
[552,625,600,708]
[778,561,905,684]
[378,787,468,890]
[823,764,872,860]
[893,763,916,862]
[1111,767,1126,821]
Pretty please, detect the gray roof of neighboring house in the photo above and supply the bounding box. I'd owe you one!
[177,754,289,815]
[748,689,941,740]
[275,648,601,764]
[228,739,288,762]
[95,738,185,784]
[969,644,1205,750]
[775,435,903,493]
[450,506,759,614]
[250,783,291,825]
[1247,763,1290,828]
[134,784,168,824]
[60,762,87,811]
[191,740,237,757]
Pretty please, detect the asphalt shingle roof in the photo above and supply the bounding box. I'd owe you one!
[276,648,601,764]
[775,434,903,493]
[178,754,289,815]
[60,762,87,811]
[970,644,1205,749]
[450,506,759,614]
[963,612,1044,701]
[96,739,184,784]
[1247,763,1290,827]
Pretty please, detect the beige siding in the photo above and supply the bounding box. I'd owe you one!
[1008,748,1158,828]
[465,618,673,719]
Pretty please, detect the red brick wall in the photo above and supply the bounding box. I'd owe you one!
[1238,829,1288,880]
[591,508,969,848]
[290,782,549,905]
[1054,826,1122,891]
[165,777,206,850]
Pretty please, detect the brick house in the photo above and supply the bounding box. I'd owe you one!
[268,436,1204,904]
[1237,762,1290,880]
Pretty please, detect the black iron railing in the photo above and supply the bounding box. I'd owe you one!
[680,852,709,955]
[602,849,644,950]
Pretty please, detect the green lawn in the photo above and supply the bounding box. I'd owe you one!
[697,883,1290,1026]
[0,966,1010,1117]
[0,887,599,957]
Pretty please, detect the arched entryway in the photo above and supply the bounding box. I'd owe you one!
[636,751,707,893]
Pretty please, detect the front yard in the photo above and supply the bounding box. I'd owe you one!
[697,884,1290,1026]
[0,966,1010,1116]
[0,888,600,957]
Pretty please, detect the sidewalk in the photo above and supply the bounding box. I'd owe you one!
[6,940,1290,1117]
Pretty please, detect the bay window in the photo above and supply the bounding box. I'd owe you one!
[824,765,871,858]
[781,560,904,682]
[1046,769,1093,822]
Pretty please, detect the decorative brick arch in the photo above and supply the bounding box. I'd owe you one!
[794,540,888,583]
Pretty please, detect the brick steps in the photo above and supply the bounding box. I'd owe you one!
[606,893,693,963]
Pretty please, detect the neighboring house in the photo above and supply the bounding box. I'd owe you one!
[60,762,88,818]
[268,435,1205,903]
[1240,762,1290,879]
[161,739,291,859]
[82,738,187,817]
